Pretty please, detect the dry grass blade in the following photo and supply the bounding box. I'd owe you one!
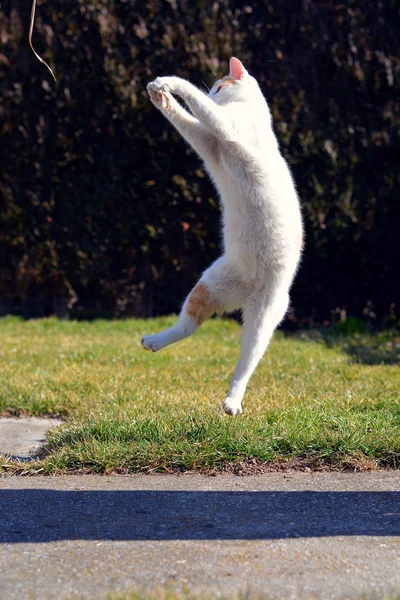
[29,0,56,82]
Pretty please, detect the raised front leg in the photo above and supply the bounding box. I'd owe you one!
[148,76,235,143]
[147,86,218,162]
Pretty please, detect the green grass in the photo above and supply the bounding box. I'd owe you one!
[0,316,399,474]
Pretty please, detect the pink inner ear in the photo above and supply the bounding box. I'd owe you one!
[229,57,245,80]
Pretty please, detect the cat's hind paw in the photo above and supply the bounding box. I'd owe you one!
[222,397,243,416]
[141,334,163,352]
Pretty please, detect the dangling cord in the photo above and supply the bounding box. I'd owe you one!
[29,0,57,81]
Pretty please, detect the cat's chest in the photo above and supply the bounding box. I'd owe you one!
[213,147,251,190]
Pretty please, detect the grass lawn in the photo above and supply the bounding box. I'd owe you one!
[0,316,399,474]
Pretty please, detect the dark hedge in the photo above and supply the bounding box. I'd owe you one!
[0,0,399,323]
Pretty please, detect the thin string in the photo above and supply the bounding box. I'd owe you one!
[29,0,57,82]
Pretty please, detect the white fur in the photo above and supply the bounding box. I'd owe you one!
[142,58,303,415]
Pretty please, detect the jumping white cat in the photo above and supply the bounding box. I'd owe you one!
[141,57,303,415]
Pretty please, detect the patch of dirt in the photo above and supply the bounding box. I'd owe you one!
[2,450,395,477]
[211,451,388,475]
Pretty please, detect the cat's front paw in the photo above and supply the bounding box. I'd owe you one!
[147,77,171,94]
[222,397,243,416]
[147,86,172,111]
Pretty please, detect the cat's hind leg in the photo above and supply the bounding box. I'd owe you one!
[140,281,220,352]
[141,258,244,352]
[223,288,290,415]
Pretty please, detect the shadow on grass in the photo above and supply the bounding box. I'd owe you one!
[330,334,400,366]
[341,340,400,365]
[1,490,399,543]
[295,329,400,365]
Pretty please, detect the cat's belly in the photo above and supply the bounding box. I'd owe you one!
[222,201,302,283]
[209,158,302,282]
[223,224,270,281]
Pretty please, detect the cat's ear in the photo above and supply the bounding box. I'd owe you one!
[229,57,246,81]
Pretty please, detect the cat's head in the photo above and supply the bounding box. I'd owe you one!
[209,57,258,105]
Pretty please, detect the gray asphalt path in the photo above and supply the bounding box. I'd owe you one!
[1,472,399,599]
[0,417,62,460]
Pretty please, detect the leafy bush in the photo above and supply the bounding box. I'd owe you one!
[0,0,399,323]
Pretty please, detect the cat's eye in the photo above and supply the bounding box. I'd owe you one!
[215,85,222,93]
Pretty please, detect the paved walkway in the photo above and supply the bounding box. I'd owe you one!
[1,472,399,599]
[0,417,62,460]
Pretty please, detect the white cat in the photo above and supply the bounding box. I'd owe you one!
[141,57,303,416]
